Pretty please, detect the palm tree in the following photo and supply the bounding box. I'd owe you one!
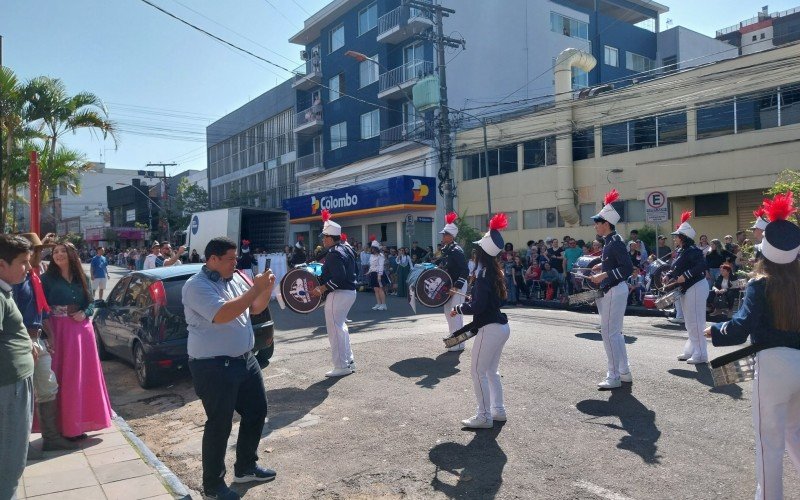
[23,75,117,178]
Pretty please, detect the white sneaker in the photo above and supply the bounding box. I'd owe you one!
[347,360,356,372]
[619,372,633,383]
[667,317,685,324]
[597,378,622,390]
[461,415,493,429]
[686,357,708,365]
[371,304,380,310]
[325,367,353,377]
[345,318,353,323]
[447,344,465,352]
[380,304,388,310]
[677,353,691,361]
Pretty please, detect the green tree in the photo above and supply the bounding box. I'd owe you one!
[765,169,800,224]
[454,212,484,255]
[170,177,209,231]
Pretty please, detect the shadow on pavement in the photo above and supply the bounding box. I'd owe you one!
[668,364,744,400]
[651,323,686,331]
[262,378,341,435]
[576,385,662,464]
[574,332,638,344]
[388,351,462,389]
[429,421,507,499]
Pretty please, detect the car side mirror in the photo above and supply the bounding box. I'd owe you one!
[93,299,107,308]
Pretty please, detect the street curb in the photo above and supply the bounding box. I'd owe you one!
[112,413,191,499]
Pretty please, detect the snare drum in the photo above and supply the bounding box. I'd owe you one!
[710,346,758,386]
[279,264,325,314]
[411,267,453,308]
[655,289,682,310]
[570,256,602,292]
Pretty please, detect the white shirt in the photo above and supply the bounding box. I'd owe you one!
[369,254,385,274]
[143,253,158,270]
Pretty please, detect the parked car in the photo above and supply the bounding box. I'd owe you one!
[92,264,274,388]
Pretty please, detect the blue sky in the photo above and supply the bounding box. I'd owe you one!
[2,0,798,177]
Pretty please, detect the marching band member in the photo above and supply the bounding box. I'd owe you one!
[667,211,710,364]
[589,189,634,390]
[368,236,387,311]
[450,213,510,428]
[440,212,470,352]
[750,207,768,260]
[310,210,358,377]
[706,192,800,500]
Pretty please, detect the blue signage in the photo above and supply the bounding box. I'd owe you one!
[416,216,434,223]
[283,176,437,222]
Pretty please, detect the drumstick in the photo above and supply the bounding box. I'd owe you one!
[450,289,472,300]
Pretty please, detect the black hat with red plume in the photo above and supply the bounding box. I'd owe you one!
[474,213,508,256]
[761,191,800,264]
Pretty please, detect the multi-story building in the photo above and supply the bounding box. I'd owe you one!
[454,42,800,246]
[716,5,800,56]
[281,0,687,246]
[206,79,297,210]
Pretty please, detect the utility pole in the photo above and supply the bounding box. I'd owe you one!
[146,162,177,243]
[1,35,5,230]
[407,1,464,213]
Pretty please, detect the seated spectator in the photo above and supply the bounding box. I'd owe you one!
[627,267,645,305]
[627,240,643,269]
[706,239,735,281]
[512,255,527,301]
[540,262,561,300]
[708,264,743,315]
[524,261,543,299]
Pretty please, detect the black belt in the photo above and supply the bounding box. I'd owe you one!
[711,338,800,369]
[190,352,249,362]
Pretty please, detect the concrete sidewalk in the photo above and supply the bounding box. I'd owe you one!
[21,414,187,499]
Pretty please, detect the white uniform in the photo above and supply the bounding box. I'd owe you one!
[444,283,468,349]
[596,282,630,379]
[471,322,510,420]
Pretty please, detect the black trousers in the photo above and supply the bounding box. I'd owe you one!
[189,352,268,492]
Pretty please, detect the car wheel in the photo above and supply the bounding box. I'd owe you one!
[94,326,111,361]
[133,342,160,389]
[255,343,274,367]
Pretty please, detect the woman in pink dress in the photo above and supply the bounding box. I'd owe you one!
[41,242,112,440]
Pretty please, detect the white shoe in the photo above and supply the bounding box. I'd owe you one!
[371,304,380,310]
[461,415,493,429]
[379,304,388,310]
[347,360,356,372]
[619,372,633,383]
[345,318,353,323]
[447,344,465,352]
[597,378,622,390]
[686,357,708,365]
[667,317,685,324]
[677,353,691,361]
[491,411,507,422]
[325,367,353,377]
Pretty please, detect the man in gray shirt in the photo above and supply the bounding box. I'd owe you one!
[182,237,275,500]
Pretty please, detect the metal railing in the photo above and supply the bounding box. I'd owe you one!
[379,60,434,94]
[296,152,322,173]
[716,7,800,37]
[292,57,322,84]
[294,104,323,128]
[378,5,433,36]
[379,121,432,148]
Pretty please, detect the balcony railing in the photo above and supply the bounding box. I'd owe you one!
[292,55,322,90]
[294,104,323,133]
[379,120,432,150]
[377,5,434,43]
[296,152,323,173]
[378,60,434,98]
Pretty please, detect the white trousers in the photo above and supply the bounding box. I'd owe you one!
[324,290,356,369]
[752,348,800,500]
[679,279,709,360]
[595,282,630,379]
[471,322,510,420]
[444,282,468,349]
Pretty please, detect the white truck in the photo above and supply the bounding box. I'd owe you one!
[185,207,290,258]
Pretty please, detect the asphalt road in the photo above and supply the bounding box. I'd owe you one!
[96,264,800,499]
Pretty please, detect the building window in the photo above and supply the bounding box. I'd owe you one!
[737,90,779,132]
[696,100,735,139]
[523,136,556,169]
[780,83,800,126]
[329,24,344,53]
[626,51,654,72]
[572,67,589,89]
[359,55,379,88]
[360,110,379,139]
[330,122,347,150]
[602,122,628,156]
[358,3,378,35]
[630,116,656,151]
[329,74,344,101]
[461,154,483,181]
[625,200,645,222]
[657,110,688,145]
[752,35,758,41]
[499,145,518,174]
[662,55,678,74]
[604,46,618,67]
[523,207,564,229]
[579,203,596,226]
[761,33,766,39]
[550,12,588,39]
[504,211,519,230]
[695,193,729,217]
[573,128,594,160]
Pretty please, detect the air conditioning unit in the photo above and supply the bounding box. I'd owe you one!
[300,50,308,60]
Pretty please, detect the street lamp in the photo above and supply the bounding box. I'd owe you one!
[346,50,493,217]
[116,182,163,238]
